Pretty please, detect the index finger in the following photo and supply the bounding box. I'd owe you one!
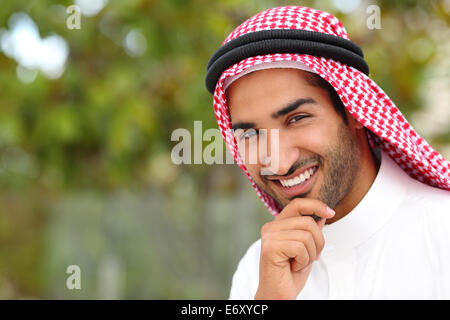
[275,198,335,221]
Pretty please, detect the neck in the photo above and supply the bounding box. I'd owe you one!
[326,138,380,225]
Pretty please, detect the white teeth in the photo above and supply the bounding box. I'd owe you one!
[280,166,317,188]
[299,174,305,183]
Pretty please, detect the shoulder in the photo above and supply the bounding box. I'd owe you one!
[404,178,450,217]
[228,238,261,300]
[401,178,450,241]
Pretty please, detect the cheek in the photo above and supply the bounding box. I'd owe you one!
[246,163,260,177]
[236,140,258,166]
[288,122,335,154]
[243,163,264,187]
[235,142,262,178]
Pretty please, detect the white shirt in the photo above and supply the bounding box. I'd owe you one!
[229,151,450,299]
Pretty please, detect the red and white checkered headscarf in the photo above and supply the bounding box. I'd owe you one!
[209,6,450,216]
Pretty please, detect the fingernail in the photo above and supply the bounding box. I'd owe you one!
[326,206,335,216]
[316,252,322,261]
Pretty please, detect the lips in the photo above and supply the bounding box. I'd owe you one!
[272,165,319,198]
[279,165,318,187]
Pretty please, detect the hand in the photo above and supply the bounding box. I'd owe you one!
[254,198,335,300]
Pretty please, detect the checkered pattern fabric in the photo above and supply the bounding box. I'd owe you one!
[210,6,450,216]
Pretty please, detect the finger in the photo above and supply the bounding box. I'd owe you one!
[262,216,325,253]
[276,198,335,221]
[295,263,313,275]
[317,217,326,230]
[315,218,327,261]
[263,230,317,263]
[264,240,309,271]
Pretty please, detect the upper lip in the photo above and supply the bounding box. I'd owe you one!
[266,164,318,181]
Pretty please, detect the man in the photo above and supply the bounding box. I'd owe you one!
[205,6,450,299]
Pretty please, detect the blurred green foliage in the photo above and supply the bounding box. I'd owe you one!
[0,0,448,299]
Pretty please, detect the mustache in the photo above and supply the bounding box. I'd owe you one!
[264,155,323,178]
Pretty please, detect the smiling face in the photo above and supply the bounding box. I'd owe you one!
[227,68,373,211]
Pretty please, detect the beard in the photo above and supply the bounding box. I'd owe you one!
[314,124,360,209]
[257,123,361,210]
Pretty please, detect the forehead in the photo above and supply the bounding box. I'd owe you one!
[226,68,322,116]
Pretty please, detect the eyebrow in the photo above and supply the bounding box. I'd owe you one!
[230,122,256,131]
[271,98,316,119]
[230,97,316,131]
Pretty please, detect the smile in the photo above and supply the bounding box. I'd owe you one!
[279,165,318,188]
[272,164,319,198]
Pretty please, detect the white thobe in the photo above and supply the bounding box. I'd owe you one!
[229,151,450,299]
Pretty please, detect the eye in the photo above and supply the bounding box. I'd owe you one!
[239,129,258,141]
[287,114,310,124]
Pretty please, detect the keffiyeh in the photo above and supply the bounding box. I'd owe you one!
[205,6,450,216]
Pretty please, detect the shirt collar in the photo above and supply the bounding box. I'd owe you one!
[322,150,410,250]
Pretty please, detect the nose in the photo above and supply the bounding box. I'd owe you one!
[259,129,299,177]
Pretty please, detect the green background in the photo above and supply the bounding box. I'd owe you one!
[0,0,448,299]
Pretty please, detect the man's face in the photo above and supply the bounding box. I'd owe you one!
[226,68,362,209]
